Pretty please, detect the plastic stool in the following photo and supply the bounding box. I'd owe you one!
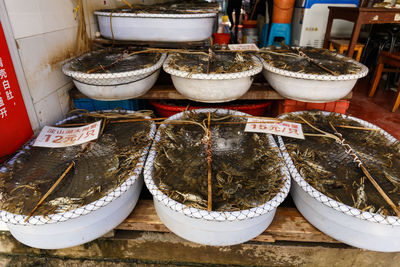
[267,23,290,46]
[329,39,364,62]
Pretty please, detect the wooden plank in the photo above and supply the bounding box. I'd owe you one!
[136,84,284,100]
[135,84,285,100]
[136,84,352,100]
[116,199,339,243]
[70,84,353,101]
[135,84,287,100]
[1,231,397,266]
[117,200,169,232]
[266,208,338,243]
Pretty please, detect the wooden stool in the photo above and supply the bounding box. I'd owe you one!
[368,51,400,112]
[329,39,365,62]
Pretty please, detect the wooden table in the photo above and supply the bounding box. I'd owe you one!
[323,7,400,58]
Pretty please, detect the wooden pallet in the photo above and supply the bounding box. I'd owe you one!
[116,199,338,244]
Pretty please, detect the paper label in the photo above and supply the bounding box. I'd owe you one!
[244,118,305,139]
[395,13,400,21]
[228,44,259,51]
[33,121,101,148]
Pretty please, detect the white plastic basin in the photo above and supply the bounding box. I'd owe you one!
[278,111,400,252]
[0,111,156,249]
[144,108,291,246]
[7,178,143,249]
[94,11,216,42]
[261,54,368,103]
[71,70,160,101]
[163,56,263,103]
[62,52,166,101]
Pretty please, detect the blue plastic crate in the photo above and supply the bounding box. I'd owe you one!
[72,98,148,111]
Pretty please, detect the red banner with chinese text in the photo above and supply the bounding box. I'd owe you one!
[0,22,33,161]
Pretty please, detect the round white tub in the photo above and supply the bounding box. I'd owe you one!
[278,111,400,252]
[260,53,368,103]
[163,56,263,103]
[0,111,156,249]
[144,108,291,246]
[62,52,166,101]
[7,178,143,249]
[94,11,216,42]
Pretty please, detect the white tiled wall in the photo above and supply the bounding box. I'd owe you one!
[4,0,44,40]
[3,0,107,130]
[3,0,169,131]
[34,89,64,126]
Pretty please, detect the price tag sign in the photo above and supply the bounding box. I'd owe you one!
[244,118,305,139]
[228,44,259,51]
[33,121,101,148]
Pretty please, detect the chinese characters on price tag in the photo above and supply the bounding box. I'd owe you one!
[33,121,102,148]
[244,118,305,139]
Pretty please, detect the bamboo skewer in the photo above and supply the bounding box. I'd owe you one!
[285,47,339,76]
[206,112,212,211]
[87,53,124,74]
[24,162,76,222]
[328,122,400,218]
[296,49,339,76]
[24,141,92,222]
[121,0,133,9]
[336,125,379,131]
